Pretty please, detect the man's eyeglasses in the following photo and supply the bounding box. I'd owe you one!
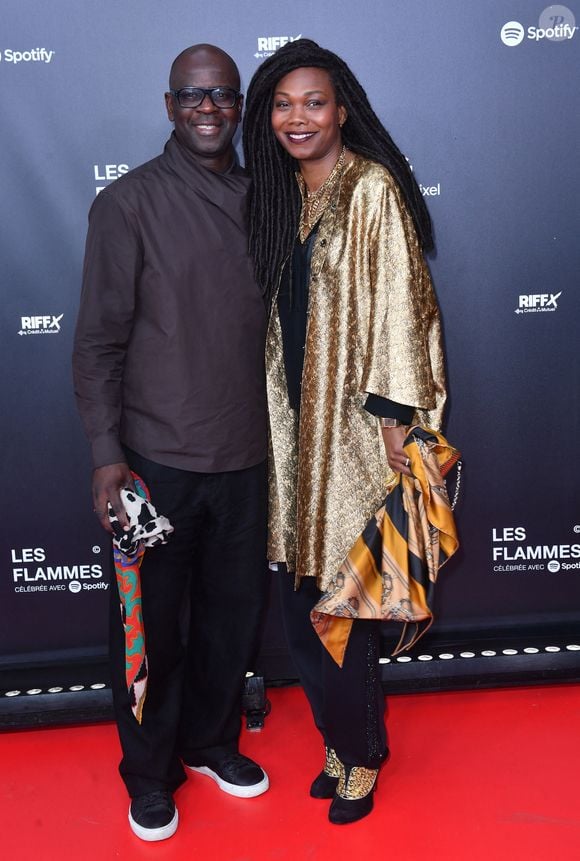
[169,87,240,109]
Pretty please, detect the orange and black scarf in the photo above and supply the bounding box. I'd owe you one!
[311,427,460,667]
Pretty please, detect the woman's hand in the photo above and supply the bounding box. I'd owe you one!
[381,425,412,477]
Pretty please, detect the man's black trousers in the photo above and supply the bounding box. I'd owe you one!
[109,450,268,798]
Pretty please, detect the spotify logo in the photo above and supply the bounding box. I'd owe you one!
[501,21,525,45]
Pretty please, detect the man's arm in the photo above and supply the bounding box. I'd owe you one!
[72,191,142,531]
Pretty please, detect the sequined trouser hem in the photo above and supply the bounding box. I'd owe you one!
[277,570,388,768]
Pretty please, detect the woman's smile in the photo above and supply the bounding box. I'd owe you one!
[271,66,346,170]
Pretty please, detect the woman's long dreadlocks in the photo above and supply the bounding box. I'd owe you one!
[243,38,434,295]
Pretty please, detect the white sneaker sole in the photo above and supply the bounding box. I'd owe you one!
[187,765,269,798]
[128,806,178,842]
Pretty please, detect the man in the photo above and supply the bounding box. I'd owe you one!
[73,45,269,842]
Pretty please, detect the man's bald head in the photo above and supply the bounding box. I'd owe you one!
[165,43,243,173]
[169,44,240,90]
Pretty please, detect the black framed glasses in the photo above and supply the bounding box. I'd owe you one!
[169,86,240,109]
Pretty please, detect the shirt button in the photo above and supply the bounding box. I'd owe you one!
[319,239,327,247]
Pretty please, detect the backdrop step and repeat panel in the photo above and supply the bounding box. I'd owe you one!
[1,1,579,708]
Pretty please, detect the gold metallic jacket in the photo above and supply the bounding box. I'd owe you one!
[266,155,447,590]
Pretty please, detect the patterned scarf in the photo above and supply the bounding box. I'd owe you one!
[109,473,173,722]
[311,427,460,667]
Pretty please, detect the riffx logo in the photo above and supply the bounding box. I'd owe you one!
[514,292,562,314]
[254,35,302,59]
[18,314,63,335]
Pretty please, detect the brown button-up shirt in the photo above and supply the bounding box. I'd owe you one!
[73,133,267,472]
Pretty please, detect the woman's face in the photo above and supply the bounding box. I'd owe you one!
[271,67,347,164]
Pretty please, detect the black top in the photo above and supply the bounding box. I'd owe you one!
[277,227,318,410]
[73,133,268,472]
[278,228,414,423]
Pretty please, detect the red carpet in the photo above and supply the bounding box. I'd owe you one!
[2,684,579,860]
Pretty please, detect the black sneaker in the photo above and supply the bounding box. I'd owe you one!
[186,752,269,798]
[128,790,178,841]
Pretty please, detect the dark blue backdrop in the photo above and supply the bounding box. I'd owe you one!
[1,1,579,675]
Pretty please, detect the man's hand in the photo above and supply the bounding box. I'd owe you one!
[92,462,135,533]
[381,425,412,477]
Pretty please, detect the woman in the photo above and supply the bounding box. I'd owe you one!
[243,39,446,824]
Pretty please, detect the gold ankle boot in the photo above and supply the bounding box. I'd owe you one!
[329,763,378,824]
[310,747,341,799]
